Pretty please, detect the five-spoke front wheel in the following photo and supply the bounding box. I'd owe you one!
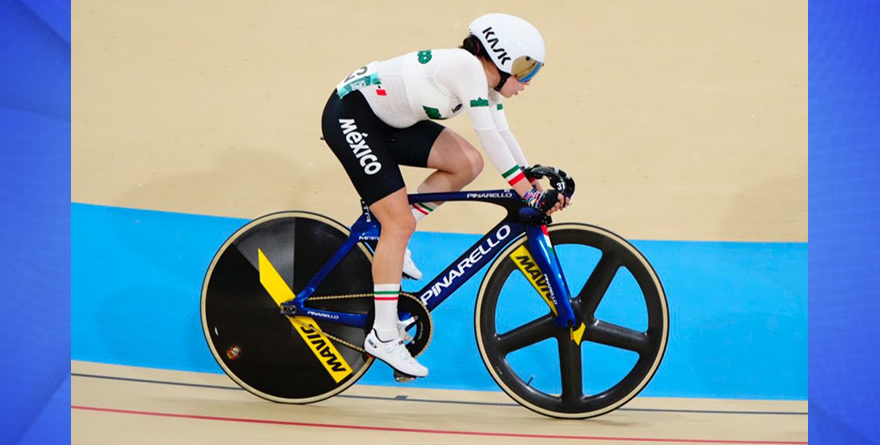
[475,223,669,419]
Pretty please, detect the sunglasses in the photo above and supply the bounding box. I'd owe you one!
[511,56,544,83]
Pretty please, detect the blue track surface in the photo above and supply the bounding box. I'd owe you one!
[72,202,806,399]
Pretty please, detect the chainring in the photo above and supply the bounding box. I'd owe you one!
[365,292,433,358]
[307,292,433,358]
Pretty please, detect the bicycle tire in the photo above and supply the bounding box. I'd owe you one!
[201,211,375,404]
[475,223,669,419]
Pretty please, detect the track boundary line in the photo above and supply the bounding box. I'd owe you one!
[71,372,808,416]
[71,405,807,444]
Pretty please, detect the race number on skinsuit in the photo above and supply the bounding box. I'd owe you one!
[336,62,380,99]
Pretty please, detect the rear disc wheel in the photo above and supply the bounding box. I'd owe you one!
[200,211,375,403]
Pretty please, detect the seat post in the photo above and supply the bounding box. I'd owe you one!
[360,199,373,223]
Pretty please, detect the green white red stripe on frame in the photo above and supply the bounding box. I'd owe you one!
[541,225,555,254]
[503,165,526,186]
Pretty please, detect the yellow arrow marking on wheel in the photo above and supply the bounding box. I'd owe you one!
[570,322,586,345]
[510,245,558,315]
[258,249,352,383]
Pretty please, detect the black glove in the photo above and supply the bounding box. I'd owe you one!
[523,188,559,212]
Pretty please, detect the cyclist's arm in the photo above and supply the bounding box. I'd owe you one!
[488,95,528,166]
[488,96,541,189]
[436,53,532,197]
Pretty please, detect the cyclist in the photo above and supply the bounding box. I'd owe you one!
[321,13,569,378]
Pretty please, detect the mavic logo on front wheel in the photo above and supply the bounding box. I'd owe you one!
[510,245,558,315]
[258,249,353,383]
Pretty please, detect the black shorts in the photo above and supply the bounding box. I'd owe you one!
[321,90,445,206]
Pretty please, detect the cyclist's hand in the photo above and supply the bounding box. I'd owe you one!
[524,189,565,215]
[547,192,571,215]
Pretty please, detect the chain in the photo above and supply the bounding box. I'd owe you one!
[307,291,416,301]
[323,331,365,353]
[293,291,418,354]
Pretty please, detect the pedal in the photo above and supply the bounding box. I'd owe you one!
[393,370,418,383]
[398,319,415,342]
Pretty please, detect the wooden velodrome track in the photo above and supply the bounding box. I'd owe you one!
[72,0,806,443]
[72,361,807,444]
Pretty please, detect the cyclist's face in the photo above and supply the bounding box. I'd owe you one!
[499,76,529,98]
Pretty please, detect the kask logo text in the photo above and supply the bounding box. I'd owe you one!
[480,27,512,65]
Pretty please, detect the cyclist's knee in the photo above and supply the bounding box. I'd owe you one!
[465,148,484,179]
[400,213,417,236]
[452,136,482,181]
[382,212,417,239]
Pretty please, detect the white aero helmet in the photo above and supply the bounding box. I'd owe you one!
[469,13,545,84]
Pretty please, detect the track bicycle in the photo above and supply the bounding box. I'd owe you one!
[200,166,669,419]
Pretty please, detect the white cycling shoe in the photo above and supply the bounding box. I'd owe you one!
[402,247,422,280]
[364,329,428,378]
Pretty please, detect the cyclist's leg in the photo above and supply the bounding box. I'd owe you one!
[420,128,484,194]
[386,123,481,280]
[388,123,483,215]
[321,90,427,376]
[367,189,427,376]
[369,188,415,286]
[321,89,410,329]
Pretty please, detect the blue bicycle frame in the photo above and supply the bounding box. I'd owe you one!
[280,189,577,329]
